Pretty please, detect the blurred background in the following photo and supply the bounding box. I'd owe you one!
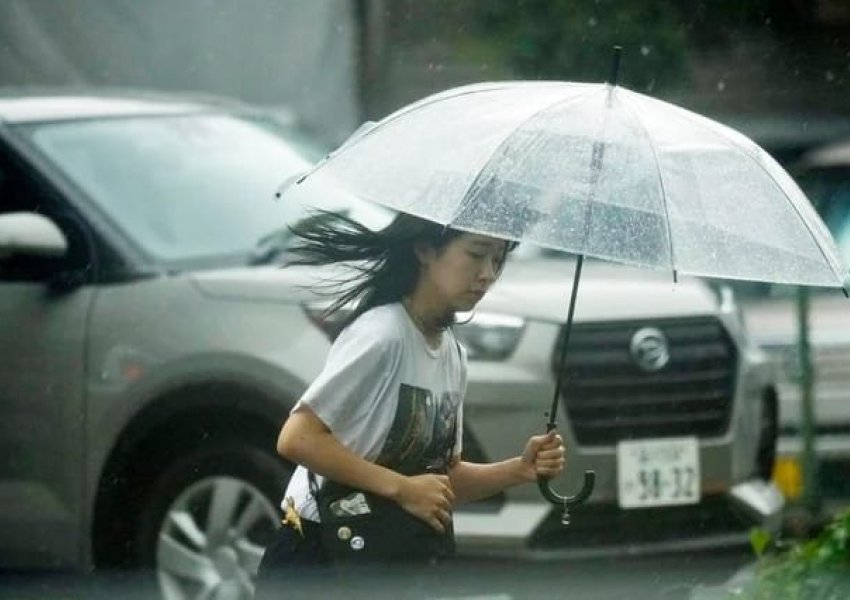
[3,0,850,150]
[2,1,849,598]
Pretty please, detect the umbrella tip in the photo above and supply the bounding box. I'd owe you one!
[274,170,309,200]
[607,45,622,86]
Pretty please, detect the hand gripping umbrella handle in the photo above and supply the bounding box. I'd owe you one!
[535,419,595,517]
[536,428,595,527]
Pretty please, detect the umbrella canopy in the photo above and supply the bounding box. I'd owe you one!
[278,78,850,513]
[281,81,849,292]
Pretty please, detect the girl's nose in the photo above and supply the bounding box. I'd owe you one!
[480,258,498,282]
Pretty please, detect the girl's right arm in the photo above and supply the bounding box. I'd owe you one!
[277,406,455,533]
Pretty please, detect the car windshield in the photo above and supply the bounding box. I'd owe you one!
[17,113,341,266]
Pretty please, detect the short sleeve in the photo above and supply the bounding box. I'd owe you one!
[453,335,467,458]
[294,312,403,434]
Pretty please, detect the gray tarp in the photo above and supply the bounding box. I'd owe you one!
[0,0,359,143]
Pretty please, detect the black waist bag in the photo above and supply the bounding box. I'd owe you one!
[312,475,455,564]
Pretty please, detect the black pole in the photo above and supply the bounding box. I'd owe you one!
[608,45,622,86]
[797,286,822,521]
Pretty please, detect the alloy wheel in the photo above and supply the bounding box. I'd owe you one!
[155,475,279,600]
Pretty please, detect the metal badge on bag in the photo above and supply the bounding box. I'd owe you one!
[329,492,371,517]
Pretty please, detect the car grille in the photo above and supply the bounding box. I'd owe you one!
[554,317,737,446]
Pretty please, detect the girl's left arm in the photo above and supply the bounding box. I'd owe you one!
[448,431,566,505]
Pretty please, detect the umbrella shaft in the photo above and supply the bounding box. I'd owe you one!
[548,254,584,431]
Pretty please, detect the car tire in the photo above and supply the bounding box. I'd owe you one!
[133,442,290,600]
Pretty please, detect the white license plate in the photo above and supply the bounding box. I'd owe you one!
[617,437,700,509]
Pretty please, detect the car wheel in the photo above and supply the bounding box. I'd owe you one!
[134,443,290,600]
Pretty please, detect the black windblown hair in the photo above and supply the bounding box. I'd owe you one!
[284,209,515,331]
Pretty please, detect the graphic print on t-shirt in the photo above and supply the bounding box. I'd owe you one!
[376,383,460,475]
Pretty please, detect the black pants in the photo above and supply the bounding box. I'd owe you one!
[255,520,330,599]
[255,520,450,599]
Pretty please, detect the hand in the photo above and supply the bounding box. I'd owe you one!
[394,473,455,533]
[520,430,566,482]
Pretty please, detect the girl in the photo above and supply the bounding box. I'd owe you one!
[256,211,565,593]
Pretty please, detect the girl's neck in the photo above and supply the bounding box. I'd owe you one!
[401,296,452,347]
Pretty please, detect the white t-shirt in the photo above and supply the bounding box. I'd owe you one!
[283,302,467,521]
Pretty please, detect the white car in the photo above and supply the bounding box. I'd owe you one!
[0,90,781,599]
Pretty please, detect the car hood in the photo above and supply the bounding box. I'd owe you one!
[188,259,719,322]
[188,265,325,304]
[474,259,718,323]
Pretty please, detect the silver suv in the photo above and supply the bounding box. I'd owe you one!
[0,91,781,598]
[455,251,782,555]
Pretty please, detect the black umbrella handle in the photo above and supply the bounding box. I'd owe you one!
[537,471,596,507]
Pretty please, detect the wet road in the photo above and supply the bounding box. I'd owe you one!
[0,549,752,600]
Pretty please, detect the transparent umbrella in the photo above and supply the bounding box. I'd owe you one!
[278,56,850,520]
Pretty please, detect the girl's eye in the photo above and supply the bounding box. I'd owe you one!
[468,251,486,260]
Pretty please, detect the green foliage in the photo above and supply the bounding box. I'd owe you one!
[468,0,689,92]
[737,509,850,599]
[750,527,772,557]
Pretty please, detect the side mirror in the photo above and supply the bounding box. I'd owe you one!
[0,212,68,260]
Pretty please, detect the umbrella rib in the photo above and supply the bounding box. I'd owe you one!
[578,94,614,252]
[447,86,600,228]
[715,131,849,290]
[619,93,677,282]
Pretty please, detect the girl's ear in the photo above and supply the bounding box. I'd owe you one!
[413,241,436,267]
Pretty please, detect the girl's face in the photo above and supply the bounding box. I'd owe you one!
[416,233,508,312]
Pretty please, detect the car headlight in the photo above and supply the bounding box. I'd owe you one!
[453,312,526,361]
